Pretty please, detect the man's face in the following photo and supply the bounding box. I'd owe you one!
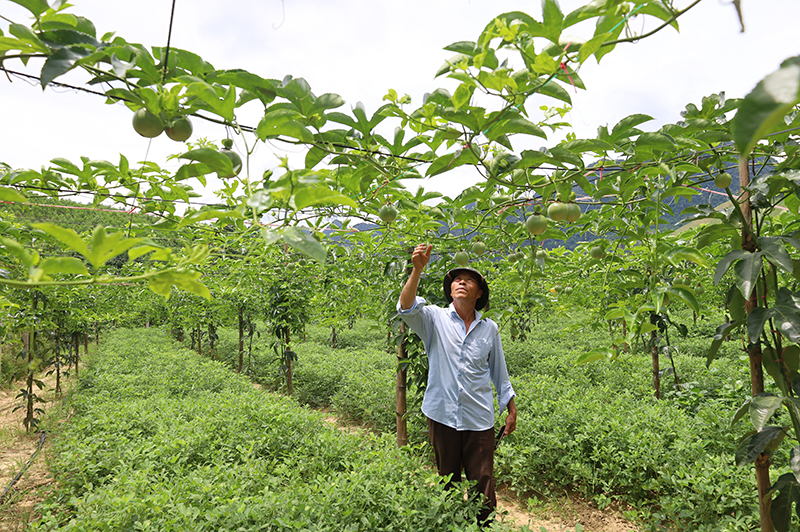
[450,272,483,306]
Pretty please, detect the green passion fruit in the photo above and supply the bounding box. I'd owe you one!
[378,204,398,224]
[132,108,163,138]
[166,116,193,142]
[526,214,548,235]
[715,172,733,189]
[454,251,469,266]
[219,139,242,178]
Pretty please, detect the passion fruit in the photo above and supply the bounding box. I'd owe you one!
[590,246,606,260]
[547,202,568,222]
[471,241,487,255]
[219,139,242,178]
[379,204,398,224]
[526,214,548,235]
[563,203,582,223]
[714,172,733,189]
[166,116,193,142]
[454,251,469,266]
[132,108,163,138]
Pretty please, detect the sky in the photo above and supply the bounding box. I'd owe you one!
[2,0,799,207]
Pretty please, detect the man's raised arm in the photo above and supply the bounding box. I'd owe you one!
[399,243,432,310]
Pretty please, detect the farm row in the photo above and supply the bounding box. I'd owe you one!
[27,307,769,531]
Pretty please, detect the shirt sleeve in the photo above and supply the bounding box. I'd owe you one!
[396,296,429,341]
[488,323,516,414]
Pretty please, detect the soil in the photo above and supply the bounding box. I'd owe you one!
[0,372,63,532]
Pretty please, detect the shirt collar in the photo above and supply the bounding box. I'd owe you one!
[447,302,482,323]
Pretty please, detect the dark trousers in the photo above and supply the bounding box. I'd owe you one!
[427,417,496,525]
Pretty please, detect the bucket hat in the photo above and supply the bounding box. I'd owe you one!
[443,267,489,311]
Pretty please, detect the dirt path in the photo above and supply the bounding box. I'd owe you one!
[0,374,63,532]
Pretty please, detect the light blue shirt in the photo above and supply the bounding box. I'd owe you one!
[397,296,516,432]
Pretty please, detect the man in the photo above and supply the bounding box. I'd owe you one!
[397,243,517,526]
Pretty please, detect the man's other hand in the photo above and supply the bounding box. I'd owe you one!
[412,243,433,270]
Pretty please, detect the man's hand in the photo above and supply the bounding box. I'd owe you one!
[400,244,432,310]
[504,398,517,436]
[412,243,432,271]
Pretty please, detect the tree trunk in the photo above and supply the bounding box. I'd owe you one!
[651,329,661,400]
[238,306,244,374]
[25,299,37,432]
[740,155,774,532]
[285,329,293,396]
[208,323,216,360]
[95,321,99,346]
[396,246,414,447]
[396,321,408,448]
[55,338,62,395]
[197,324,202,356]
[73,331,80,380]
[84,333,88,354]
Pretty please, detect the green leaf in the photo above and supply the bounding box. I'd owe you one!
[750,394,785,432]
[665,246,709,268]
[667,286,699,313]
[714,250,749,285]
[575,347,614,364]
[39,257,89,276]
[707,320,743,367]
[487,115,547,140]
[538,81,572,105]
[257,116,314,143]
[561,139,614,153]
[765,347,790,396]
[791,447,800,484]
[748,306,771,344]
[611,114,654,141]
[8,0,50,17]
[773,288,800,343]
[293,186,357,210]
[175,209,244,230]
[278,227,326,263]
[8,23,48,52]
[128,245,167,261]
[735,426,786,466]
[41,46,90,88]
[733,252,763,300]
[452,82,474,110]
[768,472,800,532]
[32,223,89,257]
[0,187,28,203]
[731,397,752,428]
[635,132,675,152]
[426,148,480,177]
[205,69,276,105]
[177,148,234,175]
[0,237,38,269]
[444,41,480,56]
[733,56,800,156]
[759,236,796,274]
[541,0,564,42]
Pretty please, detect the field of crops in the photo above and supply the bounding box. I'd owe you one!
[3,306,768,532]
